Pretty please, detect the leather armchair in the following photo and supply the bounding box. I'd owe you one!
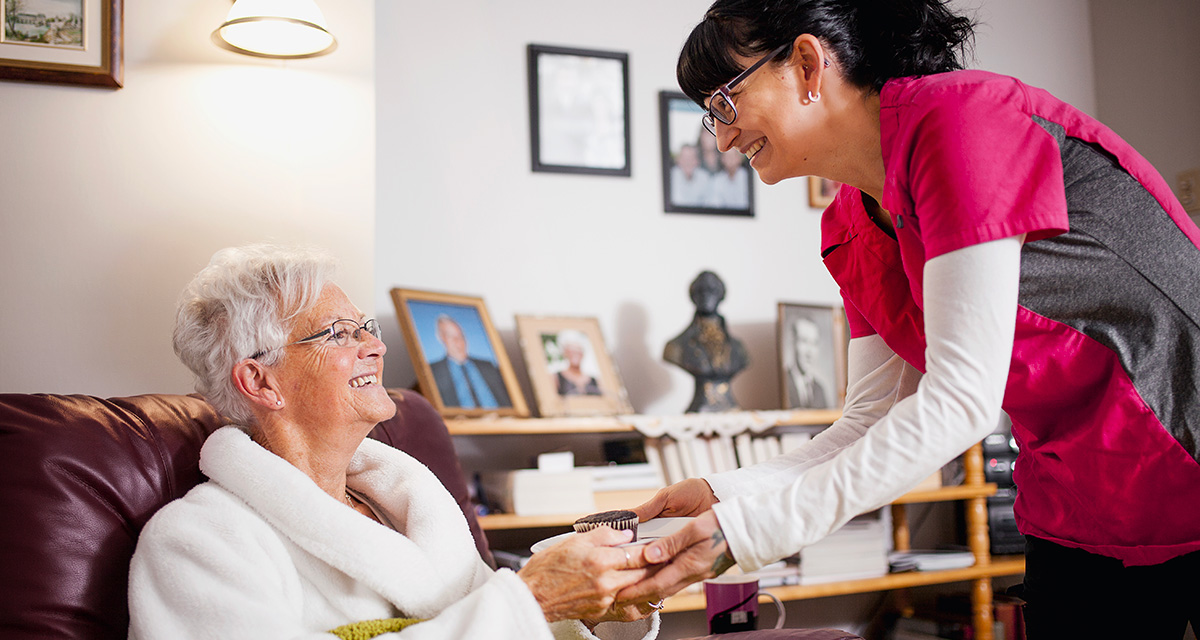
[0,388,491,640]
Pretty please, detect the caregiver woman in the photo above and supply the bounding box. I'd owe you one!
[623,1,1200,637]
[128,244,660,640]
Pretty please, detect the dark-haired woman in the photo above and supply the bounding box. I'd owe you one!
[623,1,1200,637]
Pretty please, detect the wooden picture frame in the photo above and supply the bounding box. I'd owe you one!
[515,315,632,417]
[777,302,849,410]
[527,43,630,176]
[391,288,529,418]
[808,175,841,209]
[1,0,122,88]
[659,91,754,216]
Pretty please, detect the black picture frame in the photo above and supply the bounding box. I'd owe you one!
[527,44,631,177]
[659,91,754,216]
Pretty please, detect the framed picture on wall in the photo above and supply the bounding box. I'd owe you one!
[808,176,841,209]
[515,315,632,417]
[659,91,754,216]
[391,288,529,418]
[527,43,630,176]
[0,0,123,88]
[777,302,849,410]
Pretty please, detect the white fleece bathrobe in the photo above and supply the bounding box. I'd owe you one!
[128,426,658,640]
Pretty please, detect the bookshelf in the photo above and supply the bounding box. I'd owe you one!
[450,411,1021,640]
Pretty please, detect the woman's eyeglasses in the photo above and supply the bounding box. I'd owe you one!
[250,319,381,360]
[702,42,792,136]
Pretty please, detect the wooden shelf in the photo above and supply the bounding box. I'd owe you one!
[446,408,843,436]
[456,409,1017,640]
[660,557,1026,613]
[477,484,995,530]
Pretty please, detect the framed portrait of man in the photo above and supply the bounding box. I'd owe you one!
[391,288,529,418]
[777,302,849,410]
[515,315,632,417]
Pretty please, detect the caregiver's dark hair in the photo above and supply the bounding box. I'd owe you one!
[677,0,976,104]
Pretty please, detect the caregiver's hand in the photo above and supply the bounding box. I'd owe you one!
[630,477,718,522]
[519,526,652,623]
[614,510,735,604]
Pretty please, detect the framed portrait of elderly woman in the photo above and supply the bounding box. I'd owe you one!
[391,288,529,418]
[777,302,849,410]
[1,0,123,88]
[659,91,754,216]
[528,43,630,177]
[515,315,632,418]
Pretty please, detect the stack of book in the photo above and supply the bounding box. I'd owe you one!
[643,424,826,485]
[888,549,976,573]
[798,511,890,584]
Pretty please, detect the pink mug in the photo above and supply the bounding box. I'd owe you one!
[704,574,786,633]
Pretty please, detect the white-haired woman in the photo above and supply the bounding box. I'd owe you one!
[555,330,601,397]
[128,244,661,640]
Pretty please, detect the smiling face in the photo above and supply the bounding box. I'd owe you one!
[271,283,395,432]
[708,40,836,186]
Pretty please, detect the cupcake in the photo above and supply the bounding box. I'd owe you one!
[573,509,639,541]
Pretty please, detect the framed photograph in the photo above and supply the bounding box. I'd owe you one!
[391,288,529,418]
[527,43,630,177]
[777,302,849,410]
[659,91,754,216]
[515,315,633,418]
[1,0,122,88]
[808,176,841,209]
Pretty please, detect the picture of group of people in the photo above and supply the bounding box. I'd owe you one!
[670,134,752,210]
[660,92,754,215]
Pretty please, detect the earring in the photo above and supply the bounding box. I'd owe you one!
[808,90,821,102]
[276,399,283,406]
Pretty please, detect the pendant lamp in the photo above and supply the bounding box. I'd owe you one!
[213,0,337,59]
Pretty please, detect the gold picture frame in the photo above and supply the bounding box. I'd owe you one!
[777,302,849,410]
[1,0,122,88]
[515,315,632,417]
[808,175,841,209]
[391,288,529,418]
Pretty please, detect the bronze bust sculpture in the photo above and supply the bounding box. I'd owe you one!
[663,271,749,412]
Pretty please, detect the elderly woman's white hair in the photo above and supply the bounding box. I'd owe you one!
[173,244,337,425]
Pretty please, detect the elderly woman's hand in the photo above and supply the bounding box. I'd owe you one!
[518,526,655,623]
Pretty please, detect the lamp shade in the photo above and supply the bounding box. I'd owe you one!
[213,0,337,59]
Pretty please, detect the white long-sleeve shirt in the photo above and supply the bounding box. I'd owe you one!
[707,236,1022,571]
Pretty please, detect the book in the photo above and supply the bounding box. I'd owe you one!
[480,468,595,516]
[889,549,976,572]
[799,512,890,583]
[588,463,661,492]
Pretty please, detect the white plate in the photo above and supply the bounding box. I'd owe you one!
[529,517,693,554]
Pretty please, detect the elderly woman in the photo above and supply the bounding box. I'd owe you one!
[128,244,661,640]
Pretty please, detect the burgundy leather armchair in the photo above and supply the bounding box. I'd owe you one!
[0,388,491,640]
[0,387,861,640]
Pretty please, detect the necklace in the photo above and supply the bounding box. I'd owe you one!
[344,490,357,508]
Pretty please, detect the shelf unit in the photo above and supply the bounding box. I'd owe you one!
[450,411,1022,640]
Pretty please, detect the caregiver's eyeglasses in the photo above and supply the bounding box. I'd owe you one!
[702,42,792,136]
[250,318,381,360]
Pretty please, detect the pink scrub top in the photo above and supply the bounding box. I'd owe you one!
[820,70,1200,566]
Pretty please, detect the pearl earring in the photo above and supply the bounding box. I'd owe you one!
[276,399,283,406]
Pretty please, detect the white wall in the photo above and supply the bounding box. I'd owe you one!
[1090,0,1200,217]
[374,0,1096,417]
[0,0,375,395]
